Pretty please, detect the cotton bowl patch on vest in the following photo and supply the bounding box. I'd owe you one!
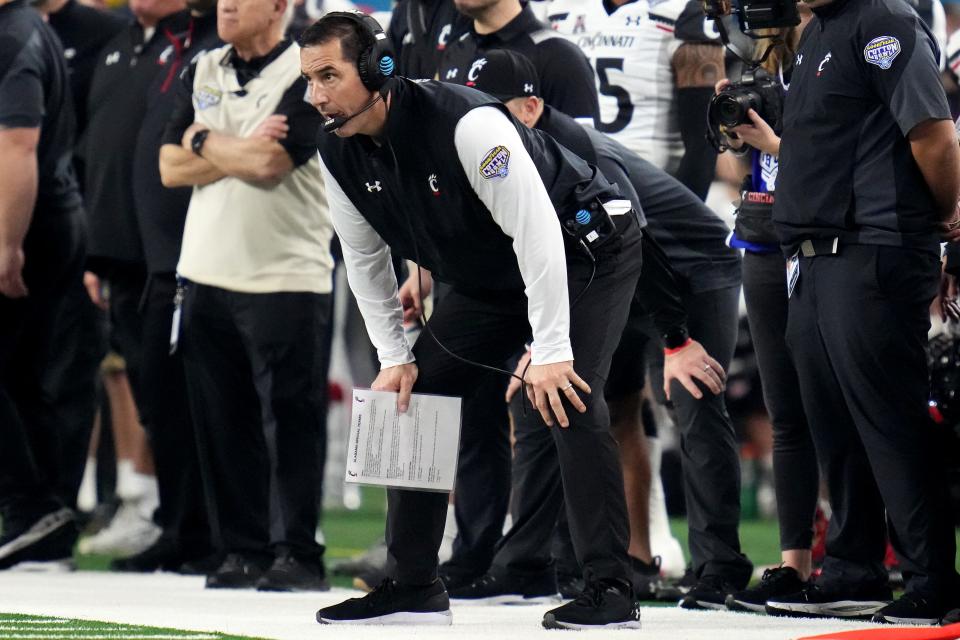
[863,36,901,69]
[194,85,223,110]
[480,145,510,179]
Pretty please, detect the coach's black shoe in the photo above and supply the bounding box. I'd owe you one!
[256,551,330,592]
[655,566,696,601]
[449,567,561,605]
[316,578,452,625]
[438,561,481,592]
[558,572,585,599]
[630,556,662,601]
[679,574,739,610]
[205,553,271,589]
[726,566,807,613]
[542,578,640,630]
[871,592,945,626]
[766,580,892,619]
[0,508,77,570]
[941,608,960,625]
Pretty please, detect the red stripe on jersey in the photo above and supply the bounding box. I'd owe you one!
[656,24,674,33]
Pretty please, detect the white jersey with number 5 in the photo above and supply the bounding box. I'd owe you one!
[535,0,718,172]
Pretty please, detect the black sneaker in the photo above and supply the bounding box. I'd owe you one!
[655,566,696,601]
[449,568,561,605]
[941,608,960,625]
[110,538,182,573]
[558,572,585,599]
[256,552,330,592]
[679,574,739,610]
[316,578,451,625]
[437,561,481,592]
[542,578,640,630]
[0,508,77,570]
[204,553,272,589]
[726,567,807,613]
[630,556,662,600]
[766,580,892,619]
[871,592,945,626]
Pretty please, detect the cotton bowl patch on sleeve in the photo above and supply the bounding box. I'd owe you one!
[863,36,901,69]
[480,145,511,179]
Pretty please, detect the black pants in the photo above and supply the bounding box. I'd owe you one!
[447,372,512,575]
[0,213,85,524]
[103,266,147,405]
[181,283,331,560]
[742,251,818,552]
[139,273,211,556]
[786,244,958,598]
[385,218,644,585]
[495,286,750,586]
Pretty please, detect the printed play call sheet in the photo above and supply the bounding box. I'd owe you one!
[345,389,462,492]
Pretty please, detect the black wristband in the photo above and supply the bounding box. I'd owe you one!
[191,129,210,157]
[662,327,690,350]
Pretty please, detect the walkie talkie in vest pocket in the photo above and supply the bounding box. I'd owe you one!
[560,197,618,252]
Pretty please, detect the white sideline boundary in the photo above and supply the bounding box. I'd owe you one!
[0,571,882,639]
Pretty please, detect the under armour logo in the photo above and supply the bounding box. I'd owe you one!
[796,53,803,66]
[524,83,534,93]
[105,51,121,66]
[445,68,458,80]
[366,181,382,192]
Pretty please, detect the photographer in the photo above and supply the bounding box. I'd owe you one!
[765,0,960,624]
[709,8,821,614]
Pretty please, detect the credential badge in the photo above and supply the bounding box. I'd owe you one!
[863,36,901,70]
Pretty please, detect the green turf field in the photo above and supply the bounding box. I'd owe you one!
[0,613,266,639]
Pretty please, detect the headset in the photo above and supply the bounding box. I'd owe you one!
[322,10,396,91]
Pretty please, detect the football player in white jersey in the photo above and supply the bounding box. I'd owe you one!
[537,0,723,201]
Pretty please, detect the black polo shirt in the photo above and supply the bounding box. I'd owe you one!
[773,0,950,256]
[47,0,126,135]
[0,0,81,219]
[133,10,220,275]
[79,10,190,271]
[388,0,471,78]
[437,4,600,122]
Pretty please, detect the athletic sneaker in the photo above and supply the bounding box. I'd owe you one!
[871,592,945,626]
[256,551,329,592]
[630,556,662,600]
[766,580,892,619]
[655,566,696,601]
[542,578,640,630]
[205,553,272,589]
[0,508,77,570]
[76,502,161,558]
[940,608,960,624]
[316,578,452,625]
[558,572,585,599]
[449,568,561,605]
[679,574,740,610]
[110,537,182,573]
[726,566,806,613]
[438,561,481,592]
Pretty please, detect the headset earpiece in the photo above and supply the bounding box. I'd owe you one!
[323,10,396,91]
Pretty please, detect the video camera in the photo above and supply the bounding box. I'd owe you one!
[702,0,800,39]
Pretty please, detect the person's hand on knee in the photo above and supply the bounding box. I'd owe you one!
[663,340,725,401]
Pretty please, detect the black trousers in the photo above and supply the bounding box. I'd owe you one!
[385,218,644,585]
[0,213,85,523]
[139,273,211,555]
[181,283,331,559]
[742,251,818,552]
[447,372,512,575]
[786,244,958,598]
[495,286,750,587]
